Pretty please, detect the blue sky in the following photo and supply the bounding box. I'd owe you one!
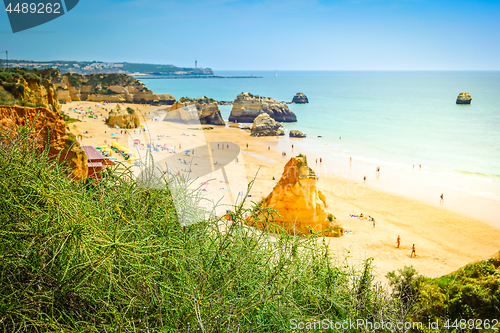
[1,0,499,70]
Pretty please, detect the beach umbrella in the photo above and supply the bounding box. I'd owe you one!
[134,139,140,142]
[184,150,191,153]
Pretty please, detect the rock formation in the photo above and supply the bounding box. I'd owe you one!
[247,155,343,237]
[289,130,306,138]
[50,71,175,105]
[0,105,88,180]
[106,104,141,129]
[163,96,225,125]
[292,92,308,104]
[228,92,297,123]
[456,92,472,104]
[251,113,284,137]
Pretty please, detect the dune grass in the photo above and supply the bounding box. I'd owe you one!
[0,127,406,332]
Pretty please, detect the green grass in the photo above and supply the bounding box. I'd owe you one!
[0,126,409,332]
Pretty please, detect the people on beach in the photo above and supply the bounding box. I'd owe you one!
[291,144,294,151]
[350,157,352,167]
[410,244,416,257]
[364,175,366,183]
[396,235,401,248]
[419,164,421,170]
[246,143,248,148]
[320,158,322,164]
[218,144,220,149]
[440,193,444,203]
[370,216,375,228]
[268,146,270,150]
[316,159,318,164]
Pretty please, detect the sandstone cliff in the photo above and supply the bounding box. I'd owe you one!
[292,92,308,104]
[0,105,88,180]
[251,113,284,136]
[248,155,343,237]
[228,92,297,123]
[163,96,225,125]
[0,68,61,112]
[50,71,175,105]
[106,104,141,129]
[456,92,472,104]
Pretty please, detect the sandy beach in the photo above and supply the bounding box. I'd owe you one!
[66,101,500,281]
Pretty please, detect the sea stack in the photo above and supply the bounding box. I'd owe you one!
[163,96,225,125]
[247,155,343,237]
[228,92,297,123]
[289,130,306,138]
[251,113,284,136]
[292,92,309,104]
[456,92,472,104]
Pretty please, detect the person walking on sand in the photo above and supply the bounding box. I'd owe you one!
[440,193,444,203]
[410,244,416,258]
[371,216,375,228]
[350,157,352,167]
[246,143,248,148]
[364,175,366,183]
[291,144,294,151]
[396,235,401,248]
[320,158,322,164]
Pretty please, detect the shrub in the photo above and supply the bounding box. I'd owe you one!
[126,107,135,114]
[0,127,406,332]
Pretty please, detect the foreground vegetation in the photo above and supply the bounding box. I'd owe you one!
[0,126,498,332]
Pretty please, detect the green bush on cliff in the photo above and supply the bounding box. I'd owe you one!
[413,255,500,323]
[0,127,406,332]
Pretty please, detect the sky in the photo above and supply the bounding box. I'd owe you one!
[1,0,499,70]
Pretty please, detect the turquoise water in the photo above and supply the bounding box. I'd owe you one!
[142,71,500,177]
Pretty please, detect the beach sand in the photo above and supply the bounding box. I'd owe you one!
[66,101,500,282]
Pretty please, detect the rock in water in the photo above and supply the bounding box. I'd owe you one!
[228,92,297,123]
[251,113,285,137]
[106,104,140,129]
[292,92,309,104]
[247,155,343,237]
[456,92,472,104]
[289,130,306,138]
[162,96,225,125]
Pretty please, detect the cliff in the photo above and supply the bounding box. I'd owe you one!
[163,96,225,125]
[248,155,343,237]
[50,71,175,105]
[456,92,472,104]
[0,105,88,180]
[292,92,308,104]
[250,113,284,136]
[228,92,297,123]
[106,104,141,129]
[0,68,61,112]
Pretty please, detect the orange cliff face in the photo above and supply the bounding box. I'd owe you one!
[0,106,88,180]
[247,155,343,237]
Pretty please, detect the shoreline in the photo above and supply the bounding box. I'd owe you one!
[66,101,500,281]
